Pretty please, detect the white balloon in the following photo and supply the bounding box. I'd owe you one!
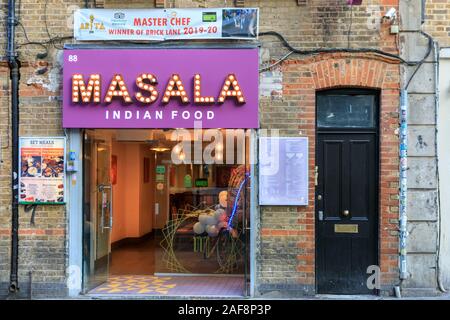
[206,214,218,226]
[206,225,219,237]
[198,214,209,225]
[214,208,225,220]
[193,222,205,234]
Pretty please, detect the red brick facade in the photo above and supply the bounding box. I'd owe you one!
[0,0,404,297]
[260,53,400,292]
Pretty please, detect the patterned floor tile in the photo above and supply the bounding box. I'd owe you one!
[89,275,244,297]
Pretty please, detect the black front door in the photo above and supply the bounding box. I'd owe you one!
[315,90,379,294]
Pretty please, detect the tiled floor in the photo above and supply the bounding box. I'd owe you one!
[89,274,245,297]
[110,235,244,275]
[95,235,245,297]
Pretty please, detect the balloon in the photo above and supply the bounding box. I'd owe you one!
[214,208,225,220]
[217,221,228,229]
[206,214,218,226]
[193,222,205,234]
[205,224,213,234]
[219,191,228,208]
[198,214,209,225]
[206,225,219,237]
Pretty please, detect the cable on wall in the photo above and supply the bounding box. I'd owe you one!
[258,31,434,69]
[405,31,434,90]
[259,51,294,73]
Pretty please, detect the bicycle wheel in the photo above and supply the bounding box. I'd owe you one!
[216,229,243,272]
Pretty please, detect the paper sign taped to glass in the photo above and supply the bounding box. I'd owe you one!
[259,137,309,206]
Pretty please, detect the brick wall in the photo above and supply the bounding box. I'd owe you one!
[0,0,77,296]
[0,0,401,297]
[0,64,11,295]
[424,0,450,45]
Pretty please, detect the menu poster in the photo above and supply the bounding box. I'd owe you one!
[19,137,66,205]
[259,137,309,206]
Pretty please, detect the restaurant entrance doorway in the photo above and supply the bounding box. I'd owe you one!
[81,129,252,296]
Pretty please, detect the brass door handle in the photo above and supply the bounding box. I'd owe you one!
[342,210,350,217]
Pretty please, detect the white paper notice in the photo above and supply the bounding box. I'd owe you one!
[259,137,308,206]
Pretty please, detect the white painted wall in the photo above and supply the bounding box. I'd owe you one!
[437,49,450,289]
[67,129,83,297]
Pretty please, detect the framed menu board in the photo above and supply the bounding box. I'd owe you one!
[19,137,66,205]
[259,137,309,206]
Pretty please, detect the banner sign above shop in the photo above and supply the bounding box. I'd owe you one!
[74,8,259,41]
[19,137,66,205]
[259,137,309,206]
[63,49,259,128]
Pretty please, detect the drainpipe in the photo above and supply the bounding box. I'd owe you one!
[6,0,21,294]
[399,89,408,283]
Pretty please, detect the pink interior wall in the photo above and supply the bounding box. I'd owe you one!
[111,142,154,243]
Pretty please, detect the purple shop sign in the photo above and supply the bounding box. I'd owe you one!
[62,49,259,129]
[347,0,362,4]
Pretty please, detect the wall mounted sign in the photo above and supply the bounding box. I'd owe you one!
[347,0,363,5]
[156,183,165,191]
[63,49,259,128]
[74,8,259,41]
[19,137,66,205]
[259,137,309,206]
[156,165,166,174]
[195,178,208,187]
[184,174,193,188]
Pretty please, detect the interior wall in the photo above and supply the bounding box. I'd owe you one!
[111,141,154,243]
